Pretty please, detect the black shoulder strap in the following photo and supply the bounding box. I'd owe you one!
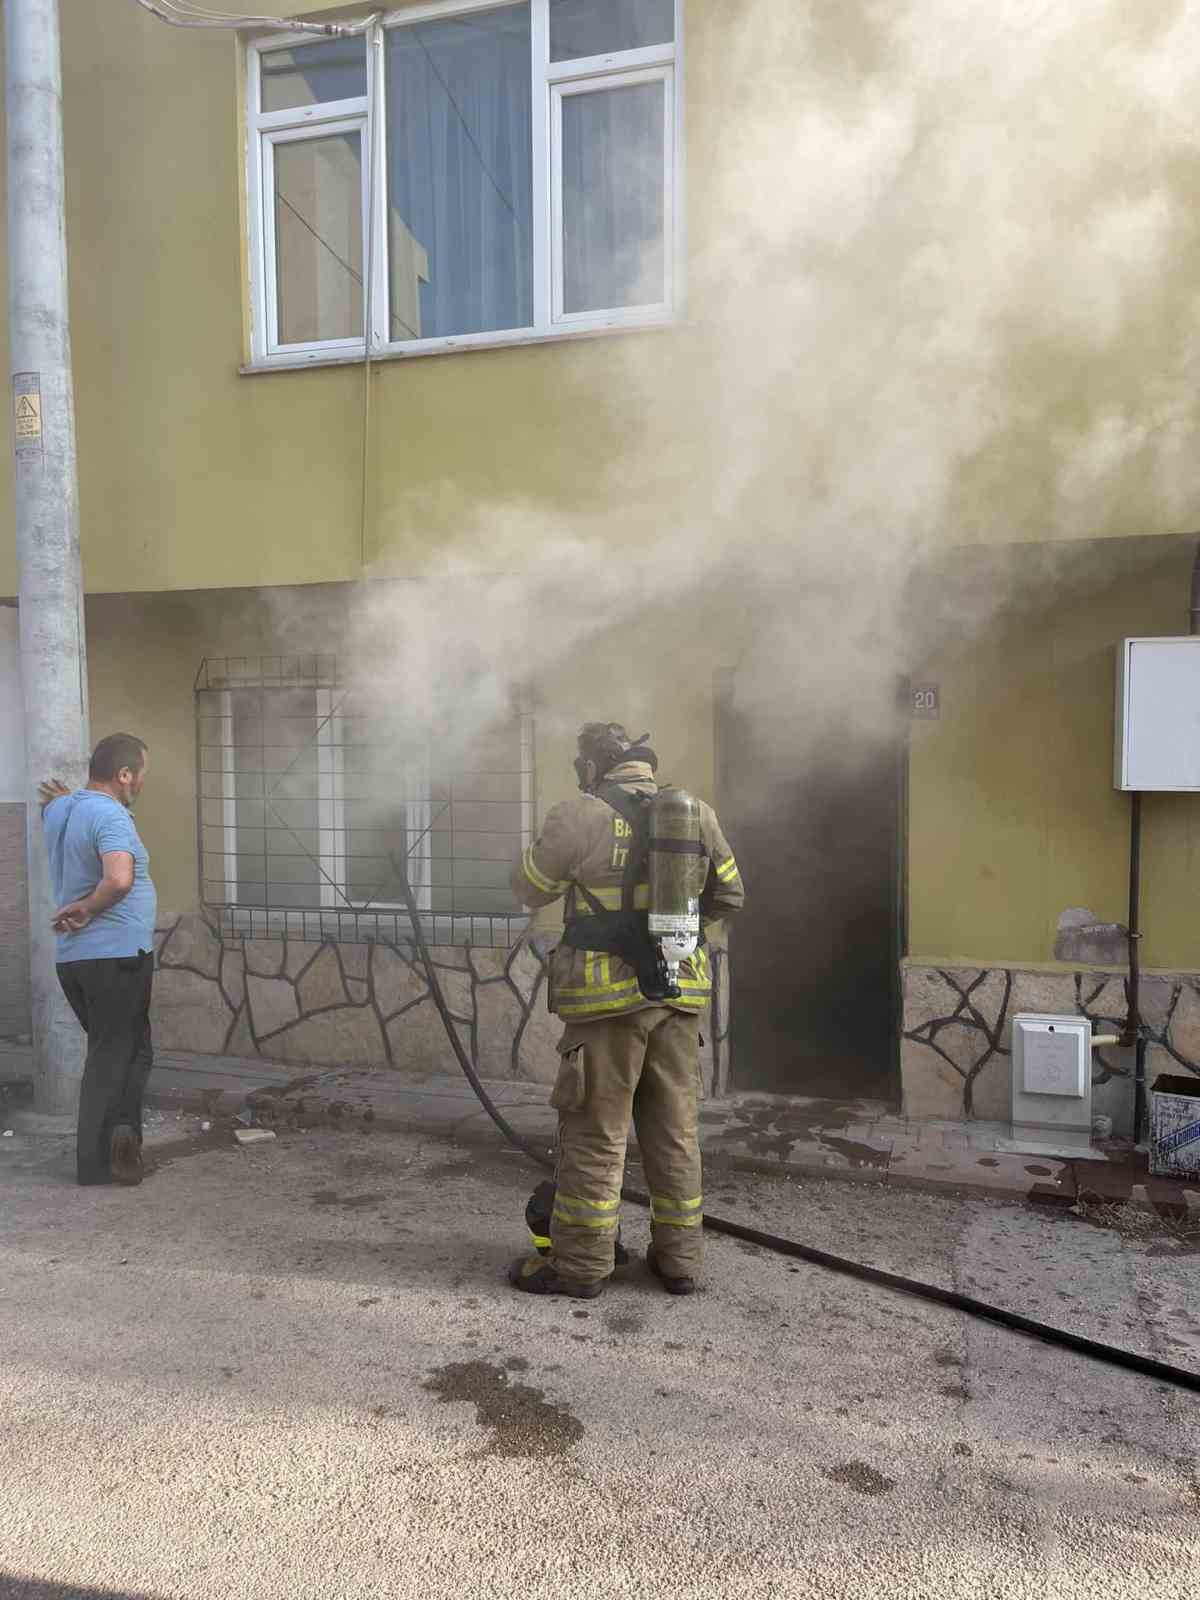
[567,784,652,920]
[594,781,647,830]
[594,784,653,916]
[572,880,609,919]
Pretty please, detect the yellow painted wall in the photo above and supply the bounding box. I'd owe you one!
[84,585,715,919]
[85,589,335,918]
[3,1,1200,599]
[7,0,1200,976]
[908,538,1200,970]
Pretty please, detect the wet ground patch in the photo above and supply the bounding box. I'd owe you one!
[310,1189,387,1210]
[822,1460,896,1497]
[604,1310,644,1337]
[424,1360,584,1459]
[422,1158,478,1182]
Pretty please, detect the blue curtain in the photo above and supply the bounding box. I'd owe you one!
[386,6,534,339]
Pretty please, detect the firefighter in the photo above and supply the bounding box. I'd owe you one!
[508,722,745,1300]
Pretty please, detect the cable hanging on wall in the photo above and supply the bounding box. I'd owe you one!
[132,0,375,38]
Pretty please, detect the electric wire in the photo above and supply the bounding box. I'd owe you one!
[358,26,381,572]
[142,0,401,552]
[131,0,371,36]
[391,851,1200,1396]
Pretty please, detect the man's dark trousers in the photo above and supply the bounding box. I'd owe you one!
[56,951,154,1184]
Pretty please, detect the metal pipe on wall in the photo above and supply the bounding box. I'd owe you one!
[1125,791,1145,1141]
[5,0,89,1113]
[1124,541,1200,1141]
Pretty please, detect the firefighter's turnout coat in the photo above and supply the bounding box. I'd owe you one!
[510,761,744,1021]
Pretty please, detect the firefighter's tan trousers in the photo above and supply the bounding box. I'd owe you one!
[549,1007,704,1284]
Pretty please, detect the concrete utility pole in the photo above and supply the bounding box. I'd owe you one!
[5,0,89,1112]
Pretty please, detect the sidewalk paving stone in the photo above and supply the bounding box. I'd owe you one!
[886,1145,1076,1201]
[706,1131,892,1184]
[7,1037,1199,1214]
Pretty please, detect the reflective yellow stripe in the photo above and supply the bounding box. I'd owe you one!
[553,1192,620,1229]
[651,1194,704,1229]
[558,992,644,1014]
[522,847,567,896]
[715,856,738,883]
[552,1209,620,1229]
[556,978,640,998]
[529,1232,551,1250]
[573,884,650,911]
[555,1192,620,1213]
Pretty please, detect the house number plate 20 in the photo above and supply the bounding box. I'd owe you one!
[911,684,940,720]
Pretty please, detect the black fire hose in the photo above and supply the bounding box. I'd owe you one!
[391,860,1200,1396]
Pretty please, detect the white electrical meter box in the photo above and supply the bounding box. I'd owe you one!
[1115,636,1200,791]
[1011,1014,1092,1149]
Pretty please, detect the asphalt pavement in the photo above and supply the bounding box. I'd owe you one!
[1,1113,1198,1599]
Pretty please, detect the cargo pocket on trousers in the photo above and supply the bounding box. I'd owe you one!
[550,1046,587,1113]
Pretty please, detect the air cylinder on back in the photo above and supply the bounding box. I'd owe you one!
[647,789,705,964]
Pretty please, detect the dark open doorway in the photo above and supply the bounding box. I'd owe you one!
[716,678,906,1103]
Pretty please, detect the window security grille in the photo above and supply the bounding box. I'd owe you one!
[195,656,534,947]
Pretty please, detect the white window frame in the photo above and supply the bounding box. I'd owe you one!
[244,0,684,368]
[549,65,675,327]
[200,689,240,908]
[260,118,371,358]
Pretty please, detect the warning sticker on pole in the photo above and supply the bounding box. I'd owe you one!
[13,373,43,460]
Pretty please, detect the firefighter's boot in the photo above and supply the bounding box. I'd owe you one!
[508,1254,605,1299]
[646,1245,696,1297]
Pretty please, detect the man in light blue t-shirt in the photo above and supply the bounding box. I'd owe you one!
[41,733,157,1186]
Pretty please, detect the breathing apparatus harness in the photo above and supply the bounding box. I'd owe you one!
[558,722,713,1003]
[559,781,705,1004]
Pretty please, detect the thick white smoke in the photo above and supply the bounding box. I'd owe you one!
[333,0,1200,776]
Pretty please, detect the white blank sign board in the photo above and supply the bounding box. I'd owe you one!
[1115,637,1200,792]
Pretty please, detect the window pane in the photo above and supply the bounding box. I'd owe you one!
[261,39,367,113]
[346,806,409,905]
[385,5,534,341]
[562,81,665,314]
[274,133,363,345]
[233,689,321,907]
[549,0,673,61]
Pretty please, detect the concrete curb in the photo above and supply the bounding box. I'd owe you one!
[142,1070,1085,1209]
[3,1040,1189,1219]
